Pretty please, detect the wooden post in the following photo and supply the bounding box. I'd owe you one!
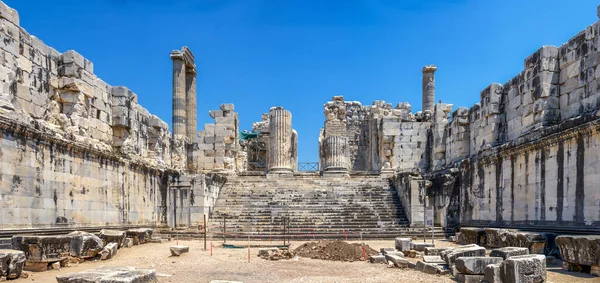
[203,214,207,250]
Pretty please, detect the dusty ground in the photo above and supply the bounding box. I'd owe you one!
[11,239,600,283]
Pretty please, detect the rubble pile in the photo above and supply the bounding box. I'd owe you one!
[294,240,377,262]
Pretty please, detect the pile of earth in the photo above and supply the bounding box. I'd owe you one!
[293,240,378,262]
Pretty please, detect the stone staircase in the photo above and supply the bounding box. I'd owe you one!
[208,175,445,239]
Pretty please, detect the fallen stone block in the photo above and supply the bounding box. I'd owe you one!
[500,254,546,283]
[425,247,451,256]
[385,254,408,268]
[170,245,189,256]
[489,247,529,260]
[124,238,134,248]
[11,235,71,263]
[484,263,501,283]
[415,261,426,271]
[423,255,445,264]
[50,262,61,270]
[484,228,511,248]
[455,256,503,275]
[380,248,396,254]
[101,242,118,260]
[368,254,386,264]
[449,235,458,242]
[68,231,103,259]
[0,249,26,279]
[98,229,126,248]
[421,262,450,275]
[556,235,600,268]
[455,273,485,283]
[126,228,154,244]
[459,227,485,245]
[56,266,157,283]
[395,237,412,251]
[442,245,486,266]
[411,242,434,252]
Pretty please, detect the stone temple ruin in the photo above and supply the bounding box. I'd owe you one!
[0,0,599,281]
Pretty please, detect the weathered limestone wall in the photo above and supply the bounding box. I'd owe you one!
[456,123,600,228]
[192,104,239,172]
[0,119,168,229]
[427,7,600,229]
[0,1,175,229]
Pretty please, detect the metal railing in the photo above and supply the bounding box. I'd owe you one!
[298,162,319,172]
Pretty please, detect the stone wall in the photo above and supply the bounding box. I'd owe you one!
[0,1,176,229]
[426,7,600,229]
[192,104,239,172]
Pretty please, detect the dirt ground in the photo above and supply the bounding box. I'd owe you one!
[11,239,600,283]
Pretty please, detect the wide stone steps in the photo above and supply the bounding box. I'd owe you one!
[209,175,412,239]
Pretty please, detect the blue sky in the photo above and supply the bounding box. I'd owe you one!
[7,0,598,162]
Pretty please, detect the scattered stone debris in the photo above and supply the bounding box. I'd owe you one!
[411,242,434,252]
[258,248,295,261]
[56,266,157,283]
[293,240,377,262]
[489,247,529,260]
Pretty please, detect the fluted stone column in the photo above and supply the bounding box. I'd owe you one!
[171,51,186,138]
[422,65,437,113]
[322,136,348,174]
[185,69,197,140]
[268,107,293,173]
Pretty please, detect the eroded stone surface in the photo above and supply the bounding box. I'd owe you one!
[489,247,529,260]
[11,235,71,263]
[395,238,411,252]
[98,230,126,248]
[56,266,157,283]
[126,228,154,245]
[68,231,103,259]
[0,249,26,279]
[455,256,503,275]
[484,263,502,283]
[500,254,546,283]
[556,235,600,267]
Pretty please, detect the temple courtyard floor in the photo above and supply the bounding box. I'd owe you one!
[11,239,600,283]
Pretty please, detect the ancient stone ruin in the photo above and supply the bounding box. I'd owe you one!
[0,0,599,281]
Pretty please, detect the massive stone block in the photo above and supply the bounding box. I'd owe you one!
[11,235,71,263]
[442,245,486,268]
[489,247,529,260]
[68,231,103,259]
[455,256,503,275]
[0,249,25,279]
[459,228,485,245]
[126,228,154,244]
[98,230,127,248]
[56,266,157,283]
[556,235,600,267]
[500,254,546,283]
[483,229,547,254]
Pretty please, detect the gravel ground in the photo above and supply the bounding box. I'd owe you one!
[11,239,599,283]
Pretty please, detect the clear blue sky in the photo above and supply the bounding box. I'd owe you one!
[7,0,598,162]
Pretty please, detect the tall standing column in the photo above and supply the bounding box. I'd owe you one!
[268,107,293,173]
[422,65,437,113]
[171,51,187,138]
[323,136,348,174]
[185,69,197,140]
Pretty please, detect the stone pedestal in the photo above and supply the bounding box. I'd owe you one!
[322,136,348,174]
[268,107,293,174]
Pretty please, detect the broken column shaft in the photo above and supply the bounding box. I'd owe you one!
[268,107,293,173]
[422,65,437,113]
[322,136,348,174]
